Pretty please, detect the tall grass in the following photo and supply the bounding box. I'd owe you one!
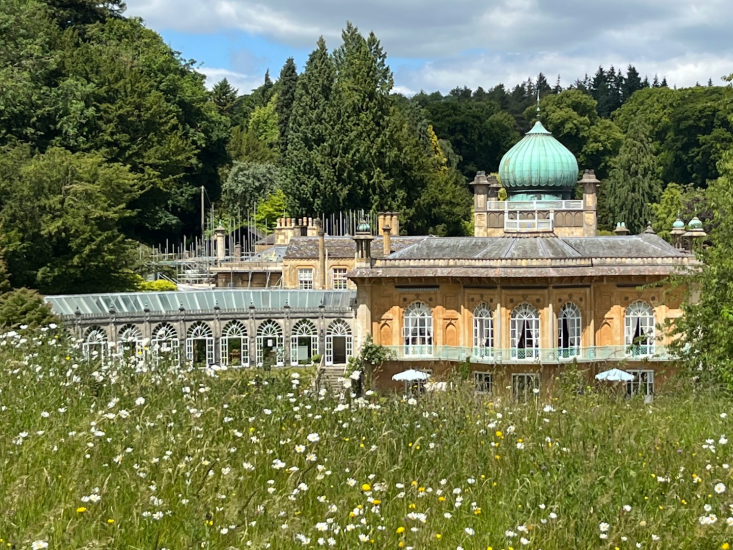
[1,327,732,549]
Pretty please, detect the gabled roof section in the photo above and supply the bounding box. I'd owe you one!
[284,235,433,260]
[386,234,688,261]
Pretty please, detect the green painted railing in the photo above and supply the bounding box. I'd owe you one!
[383,345,674,363]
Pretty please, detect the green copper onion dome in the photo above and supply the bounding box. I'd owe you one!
[356,219,371,233]
[498,120,579,201]
[672,218,686,230]
[688,216,703,229]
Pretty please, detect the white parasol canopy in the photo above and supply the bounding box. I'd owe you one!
[595,368,635,382]
[392,369,430,382]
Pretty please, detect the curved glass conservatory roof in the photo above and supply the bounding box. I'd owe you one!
[46,290,356,317]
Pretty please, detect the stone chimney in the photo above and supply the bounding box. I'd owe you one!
[215,225,226,262]
[470,171,490,237]
[389,212,400,236]
[580,170,600,237]
[614,222,630,236]
[382,223,392,257]
[316,219,326,289]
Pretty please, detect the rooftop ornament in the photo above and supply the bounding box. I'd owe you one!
[614,222,630,236]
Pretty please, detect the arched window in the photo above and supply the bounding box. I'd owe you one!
[151,323,179,364]
[326,320,352,365]
[221,321,248,367]
[186,321,214,367]
[403,301,433,356]
[625,301,655,356]
[557,303,581,358]
[473,303,493,359]
[257,320,284,367]
[291,319,318,366]
[510,304,540,360]
[118,324,143,360]
[83,326,107,361]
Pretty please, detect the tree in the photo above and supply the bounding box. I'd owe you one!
[667,151,733,388]
[45,0,126,28]
[210,78,239,118]
[227,126,278,164]
[0,288,57,328]
[623,65,645,103]
[221,162,281,214]
[0,146,141,293]
[602,116,662,234]
[248,95,279,150]
[256,188,287,231]
[328,23,395,212]
[276,58,298,154]
[282,37,337,216]
[528,89,622,178]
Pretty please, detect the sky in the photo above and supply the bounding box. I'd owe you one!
[124,0,733,95]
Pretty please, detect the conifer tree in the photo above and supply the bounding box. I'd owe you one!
[210,78,238,118]
[329,23,394,212]
[603,116,662,234]
[282,37,337,216]
[276,58,298,154]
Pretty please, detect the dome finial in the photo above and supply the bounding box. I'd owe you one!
[536,88,541,119]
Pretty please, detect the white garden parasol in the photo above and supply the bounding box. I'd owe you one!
[595,368,635,382]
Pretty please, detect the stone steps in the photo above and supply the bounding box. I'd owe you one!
[316,366,348,393]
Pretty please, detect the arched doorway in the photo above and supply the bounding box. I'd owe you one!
[403,301,433,357]
[221,321,248,367]
[118,324,143,361]
[625,301,655,356]
[151,323,179,364]
[326,320,352,365]
[473,303,493,359]
[510,304,540,360]
[557,302,581,358]
[290,319,318,366]
[186,321,214,367]
[83,326,107,361]
[257,320,284,367]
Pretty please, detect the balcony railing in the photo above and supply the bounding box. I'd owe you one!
[384,345,673,363]
[486,200,584,211]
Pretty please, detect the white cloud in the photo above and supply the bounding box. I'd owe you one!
[197,67,263,93]
[125,0,733,92]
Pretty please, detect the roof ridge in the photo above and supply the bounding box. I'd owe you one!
[503,237,519,258]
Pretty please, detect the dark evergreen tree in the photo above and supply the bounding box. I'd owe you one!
[622,65,645,103]
[536,72,551,95]
[328,23,394,212]
[210,78,238,118]
[45,0,126,27]
[553,75,563,94]
[281,37,337,216]
[602,116,662,234]
[661,77,669,88]
[276,57,298,154]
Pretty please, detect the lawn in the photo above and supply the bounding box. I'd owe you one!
[1,327,732,549]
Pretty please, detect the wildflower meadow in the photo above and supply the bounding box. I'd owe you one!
[2,327,733,550]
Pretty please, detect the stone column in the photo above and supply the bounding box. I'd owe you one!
[354,282,373,351]
[581,170,600,237]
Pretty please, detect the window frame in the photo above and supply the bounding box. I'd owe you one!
[473,371,493,394]
[512,372,540,402]
[624,301,655,357]
[297,268,314,290]
[473,303,494,359]
[557,302,582,359]
[510,304,540,360]
[331,267,349,290]
[402,301,433,357]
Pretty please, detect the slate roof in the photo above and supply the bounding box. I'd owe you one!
[387,234,687,260]
[284,236,433,260]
